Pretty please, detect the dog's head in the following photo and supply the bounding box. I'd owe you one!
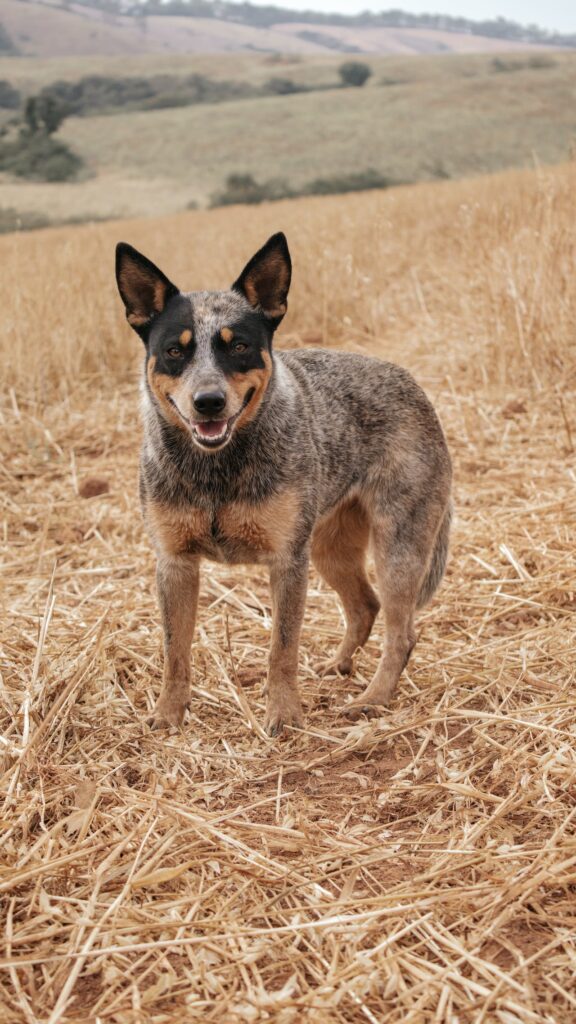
[115,233,291,452]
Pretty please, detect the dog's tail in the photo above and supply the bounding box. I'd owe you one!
[417,503,452,609]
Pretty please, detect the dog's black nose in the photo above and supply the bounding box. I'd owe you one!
[193,390,226,415]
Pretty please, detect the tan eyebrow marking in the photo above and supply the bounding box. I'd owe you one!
[179,329,193,346]
[220,327,234,344]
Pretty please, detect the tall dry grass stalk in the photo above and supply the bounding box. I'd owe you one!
[0,162,574,406]
[0,163,575,1022]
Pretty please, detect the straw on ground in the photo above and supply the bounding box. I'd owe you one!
[0,162,575,1022]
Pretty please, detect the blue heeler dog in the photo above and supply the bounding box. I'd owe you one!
[115,233,452,735]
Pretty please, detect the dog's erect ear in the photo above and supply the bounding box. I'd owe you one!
[115,242,179,338]
[232,232,291,325]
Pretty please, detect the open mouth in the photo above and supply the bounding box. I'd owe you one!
[190,388,256,451]
[191,416,236,449]
[167,388,255,451]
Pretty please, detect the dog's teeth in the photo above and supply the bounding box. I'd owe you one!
[193,422,228,445]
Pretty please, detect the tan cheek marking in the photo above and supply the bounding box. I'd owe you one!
[146,356,188,432]
[145,502,211,557]
[179,329,193,346]
[218,488,300,556]
[232,350,272,429]
[221,327,234,344]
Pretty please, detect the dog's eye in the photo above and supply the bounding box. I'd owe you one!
[166,347,183,359]
[231,343,247,354]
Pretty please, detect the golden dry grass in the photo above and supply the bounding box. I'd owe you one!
[1,163,575,1022]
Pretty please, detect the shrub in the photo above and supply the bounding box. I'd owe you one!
[37,73,256,117]
[210,174,294,207]
[24,95,69,135]
[305,169,392,195]
[425,159,451,181]
[527,54,556,69]
[209,168,396,208]
[0,89,84,182]
[0,206,49,234]
[32,69,331,118]
[492,55,556,73]
[265,77,302,95]
[0,23,16,55]
[298,30,362,53]
[338,61,372,88]
[491,57,523,73]
[0,134,83,182]
[0,80,21,110]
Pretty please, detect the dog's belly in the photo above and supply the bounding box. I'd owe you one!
[145,490,300,565]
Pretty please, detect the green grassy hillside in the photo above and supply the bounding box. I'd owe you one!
[61,54,576,200]
[0,50,334,93]
[0,50,575,223]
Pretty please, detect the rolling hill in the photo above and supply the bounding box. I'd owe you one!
[0,49,575,225]
[0,0,567,58]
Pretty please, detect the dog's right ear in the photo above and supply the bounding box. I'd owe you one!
[232,232,291,326]
[115,243,179,339]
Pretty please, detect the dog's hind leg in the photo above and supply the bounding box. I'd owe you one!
[149,554,199,729]
[312,499,380,677]
[344,499,447,716]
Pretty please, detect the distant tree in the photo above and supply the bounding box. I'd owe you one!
[338,61,372,88]
[265,77,301,95]
[0,80,21,110]
[23,99,39,136]
[0,22,17,55]
[0,133,83,181]
[0,92,83,182]
[23,96,68,136]
[210,173,294,207]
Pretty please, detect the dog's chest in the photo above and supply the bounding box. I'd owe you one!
[146,491,300,565]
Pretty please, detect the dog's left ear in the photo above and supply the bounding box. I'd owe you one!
[232,232,291,325]
[116,242,179,339]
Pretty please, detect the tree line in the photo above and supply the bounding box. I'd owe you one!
[61,1,576,47]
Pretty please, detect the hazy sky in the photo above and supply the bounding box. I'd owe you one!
[246,1,574,33]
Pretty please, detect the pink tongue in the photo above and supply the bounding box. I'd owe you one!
[197,420,226,437]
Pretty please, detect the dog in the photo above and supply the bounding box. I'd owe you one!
[115,232,452,735]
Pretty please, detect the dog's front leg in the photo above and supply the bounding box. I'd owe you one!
[149,554,200,729]
[265,553,308,736]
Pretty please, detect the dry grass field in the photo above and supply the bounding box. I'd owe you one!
[1,162,575,1021]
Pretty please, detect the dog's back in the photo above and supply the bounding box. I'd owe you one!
[279,347,450,507]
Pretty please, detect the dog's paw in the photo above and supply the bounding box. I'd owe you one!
[315,654,354,678]
[147,693,189,730]
[264,695,304,737]
[340,693,389,721]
